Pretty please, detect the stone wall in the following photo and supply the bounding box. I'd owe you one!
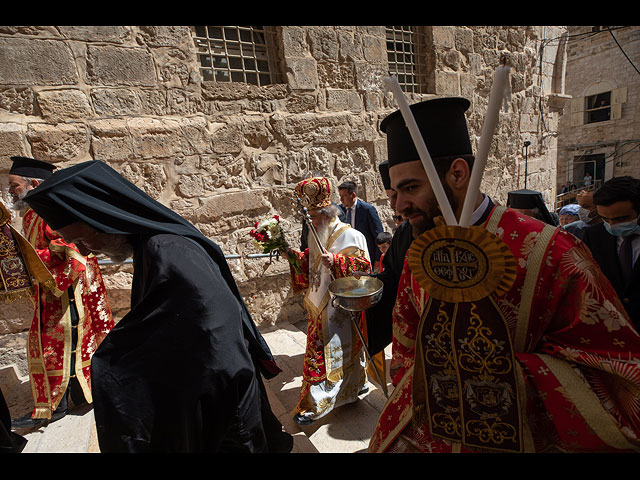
[0,27,566,402]
[556,26,640,187]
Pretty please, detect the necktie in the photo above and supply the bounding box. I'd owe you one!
[619,234,638,282]
[346,207,352,226]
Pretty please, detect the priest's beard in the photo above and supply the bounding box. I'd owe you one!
[405,183,458,238]
[96,235,134,264]
[10,190,29,212]
[307,216,332,259]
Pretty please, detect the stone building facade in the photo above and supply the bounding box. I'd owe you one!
[0,26,567,412]
[556,26,640,196]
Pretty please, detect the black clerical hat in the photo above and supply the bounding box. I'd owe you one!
[9,156,55,179]
[507,189,557,226]
[380,97,473,168]
[378,161,390,190]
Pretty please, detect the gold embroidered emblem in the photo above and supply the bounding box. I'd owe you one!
[410,220,523,452]
[409,224,516,303]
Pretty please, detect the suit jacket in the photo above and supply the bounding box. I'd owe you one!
[583,223,640,330]
[339,199,384,264]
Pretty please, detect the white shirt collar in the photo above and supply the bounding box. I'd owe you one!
[470,194,490,226]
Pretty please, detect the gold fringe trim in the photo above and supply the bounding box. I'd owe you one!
[0,286,34,303]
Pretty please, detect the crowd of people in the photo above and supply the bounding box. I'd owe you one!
[1,94,639,454]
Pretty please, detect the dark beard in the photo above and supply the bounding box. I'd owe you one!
[407,184,458,238]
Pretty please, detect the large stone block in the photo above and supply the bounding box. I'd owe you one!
[91,88,142,116]
[196,190,271,222]
[59,25,129,43]
[36,89,93,122]
[285,57,318,91]
[0,38,78,86]
[27,123,89,162]
[0,87,35,115]
[326,88,363,112]
[86,45,157,87]
[0,123,27,172]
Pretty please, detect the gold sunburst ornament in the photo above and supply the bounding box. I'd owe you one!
[408,221,517,303]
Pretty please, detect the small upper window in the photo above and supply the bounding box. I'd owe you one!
[192,26,282,86]
[385,26,429,94]
[585,91,611,124]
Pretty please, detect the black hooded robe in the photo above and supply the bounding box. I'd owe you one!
[24,160,291,453]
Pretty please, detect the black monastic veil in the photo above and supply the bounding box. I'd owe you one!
[24,160,290,453]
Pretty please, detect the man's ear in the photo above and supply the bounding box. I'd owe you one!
[29,178,41,189]
[445,158,470,192]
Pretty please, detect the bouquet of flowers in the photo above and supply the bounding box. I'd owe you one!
[249,215,289,255]
[249,214,302,274]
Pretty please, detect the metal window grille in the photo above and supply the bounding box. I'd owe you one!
[192,26,282,86]
[385,26,428,94]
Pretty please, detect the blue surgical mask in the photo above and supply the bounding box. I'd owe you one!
[603,216,640,237]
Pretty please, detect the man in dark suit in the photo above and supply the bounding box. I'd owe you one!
[583,176,640,330]
[337,181,384,271]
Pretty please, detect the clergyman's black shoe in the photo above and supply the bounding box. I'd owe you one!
[293,413,315,426]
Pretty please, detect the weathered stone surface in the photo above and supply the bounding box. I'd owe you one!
[91,88,142,116]
[27,123,89,162]
[0,26,571,386]
[0,122,27,172]
[0,87,35,115]
[285,57,318,91]
[0,38,78,86]
[36,89,93,122]
[58,25,129,43]
[86,45,156,86]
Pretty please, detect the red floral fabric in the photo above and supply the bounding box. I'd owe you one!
[24,209,114,419]
[369,207,640,453]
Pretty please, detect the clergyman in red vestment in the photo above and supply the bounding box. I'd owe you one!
[286,177,372,426]
[368,98,640,453]
[8,157,114,424]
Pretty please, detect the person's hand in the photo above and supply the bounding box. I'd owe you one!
[321,251,334,269]
[352,270,369,279]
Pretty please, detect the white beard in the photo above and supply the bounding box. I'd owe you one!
[308,218,332,258]
[9,190,29,212]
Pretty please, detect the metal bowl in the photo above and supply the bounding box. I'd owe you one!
[328,275,384,312]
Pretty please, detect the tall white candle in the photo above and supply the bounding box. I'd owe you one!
[459,65,511,227]
[383,76,458,226]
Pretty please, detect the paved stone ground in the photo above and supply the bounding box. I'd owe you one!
[12,319,391,453]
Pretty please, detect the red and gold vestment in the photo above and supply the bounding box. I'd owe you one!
[23,208,114,420]
[289,219,371,421]
[369,206,640,453]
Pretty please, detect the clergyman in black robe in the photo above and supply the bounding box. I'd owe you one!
[24,160,292,453]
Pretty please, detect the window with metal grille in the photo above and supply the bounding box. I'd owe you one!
[192,26,282,86]
[385,26,429,94]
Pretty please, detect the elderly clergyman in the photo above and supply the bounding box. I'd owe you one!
[8,156,114,428]
[286,176,371,426]
[24,160,292,453]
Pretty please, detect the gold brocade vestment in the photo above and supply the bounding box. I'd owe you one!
[23,208,114,419]
[369,206,640,453]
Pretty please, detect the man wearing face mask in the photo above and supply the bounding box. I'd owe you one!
[564,190,602,240]
[583,176,640,329]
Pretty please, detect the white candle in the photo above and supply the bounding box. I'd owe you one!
[383,76,458,226]
[459,65,511,227]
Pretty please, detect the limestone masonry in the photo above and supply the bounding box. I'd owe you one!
[0,26,569,416]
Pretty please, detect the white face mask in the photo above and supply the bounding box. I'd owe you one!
[577,207,592,223]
